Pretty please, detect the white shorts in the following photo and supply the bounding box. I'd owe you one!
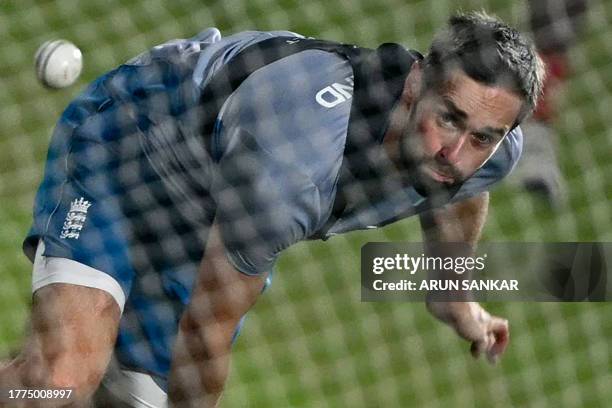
[31,240,167,407]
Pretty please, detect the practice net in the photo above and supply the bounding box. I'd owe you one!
[0,0,610,407]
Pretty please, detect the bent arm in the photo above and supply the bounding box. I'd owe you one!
[0,284,120,407]
[419,191,488,300]
[419,192,509,364]
[169,222,268,408]
[420,191,487,304]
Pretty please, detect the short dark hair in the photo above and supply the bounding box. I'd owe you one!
[423,11,545,125]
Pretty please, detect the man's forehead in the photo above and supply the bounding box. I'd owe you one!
[436,69,523,130]
[440,69,512,97]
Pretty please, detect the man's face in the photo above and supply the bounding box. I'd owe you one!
[400,69,523,190]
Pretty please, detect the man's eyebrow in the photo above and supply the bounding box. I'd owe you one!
[442,98,468,120]
[443,98,508,139]
[475,126,507,140]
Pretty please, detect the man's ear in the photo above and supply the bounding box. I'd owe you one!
[401,60,423,104]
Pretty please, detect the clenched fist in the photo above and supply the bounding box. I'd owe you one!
[426,301,509,364]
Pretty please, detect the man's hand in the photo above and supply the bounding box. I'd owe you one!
[419,192,511,364]
[426,301,509,364]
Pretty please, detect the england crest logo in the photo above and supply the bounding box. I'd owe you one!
[60,197,92,239]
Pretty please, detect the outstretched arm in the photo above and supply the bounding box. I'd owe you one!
[169,222,268,408]
[419,192,510,364]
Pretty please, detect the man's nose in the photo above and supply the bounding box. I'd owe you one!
[437,132,468,165]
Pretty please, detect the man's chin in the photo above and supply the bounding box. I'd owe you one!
[411,169,461,197]
[398,151,462,193]
[423,165,457,185]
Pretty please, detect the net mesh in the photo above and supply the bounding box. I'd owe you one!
[0,0,611,407]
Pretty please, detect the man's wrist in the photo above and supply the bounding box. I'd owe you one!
[425,300,474,326]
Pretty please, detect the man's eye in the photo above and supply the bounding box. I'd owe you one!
[473,133,493,145]
[438,112,457,129]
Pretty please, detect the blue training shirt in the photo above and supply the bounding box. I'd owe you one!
[24,28,522,388]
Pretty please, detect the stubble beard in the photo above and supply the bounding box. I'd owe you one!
[398,102,464,196]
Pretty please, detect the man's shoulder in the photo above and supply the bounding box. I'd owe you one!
[217,49,354,187]
[490,126,523,176]
[470,126,523,182]
[230,47,354,115]
[451,126,523,203]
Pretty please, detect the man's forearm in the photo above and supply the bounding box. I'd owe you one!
[168,244,238,408]
[419,192,489,245]
[419,192,510,363]
[0,355,70,408]
[168,224,267,407]
[1,284,120,408]
[0,357,29,408]
[169,313,234,408]
[419,192,489,301]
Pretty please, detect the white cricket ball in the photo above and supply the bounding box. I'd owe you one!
[35,39,83,88]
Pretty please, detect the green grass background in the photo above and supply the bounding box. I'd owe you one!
[0,0,610,406]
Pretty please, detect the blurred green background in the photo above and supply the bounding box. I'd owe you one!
[0,0,610,406]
